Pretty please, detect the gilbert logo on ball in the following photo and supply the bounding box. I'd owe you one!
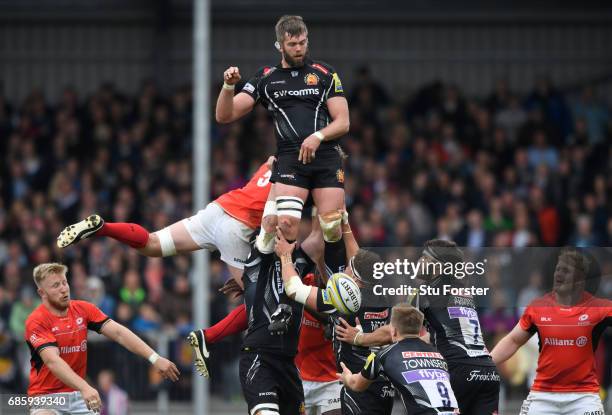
[326,273,361,315]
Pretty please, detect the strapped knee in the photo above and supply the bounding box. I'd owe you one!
[251,403,280,415]
[154,227,177,257]
[275,196,304,219]
[318,210,343,243]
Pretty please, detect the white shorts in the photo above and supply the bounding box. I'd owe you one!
[182,202,254,269]
[520,391,605,415]
[303,380,342,414]
[30,391,95,415]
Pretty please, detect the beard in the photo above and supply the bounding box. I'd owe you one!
[282,49,308,68]
[48,295,70,311]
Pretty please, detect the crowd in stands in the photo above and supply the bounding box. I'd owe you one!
[0,69,610,400]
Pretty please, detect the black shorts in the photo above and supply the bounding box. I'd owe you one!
[340,380,394,415]
[271,150,344,190]
[448,361,500,415]
[239,351,305,415]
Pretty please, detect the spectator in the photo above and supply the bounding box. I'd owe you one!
[86,276,117,319]
[97,369,129,415]
[119,269,146,312]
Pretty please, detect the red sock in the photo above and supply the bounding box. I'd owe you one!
[96,222,150,249]
[204,304,247,344]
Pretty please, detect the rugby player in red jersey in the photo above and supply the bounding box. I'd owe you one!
[295,273,341,415]
[57,157,277,287]
[26,263,179,414]
[491,248,612,414]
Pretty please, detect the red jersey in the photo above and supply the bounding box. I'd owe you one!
[295,274,337,382]
[519,292,612,393]
[215,163,272,229]
[25,300,109,396]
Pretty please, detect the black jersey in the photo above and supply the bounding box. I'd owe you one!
[416,277,494,366]
[331,306,391,373]
[240,59,345,155]
[242,245,315,357]
[362,338,459,415]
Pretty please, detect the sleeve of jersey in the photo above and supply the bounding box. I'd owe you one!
[325,65,345,99]
[518,306,536,334]
[240,67,265,101]
[82,302,111,333]
[324,239,346,275]
[25,318,58,354]
[360,352,382,380]
[316,288,337,313]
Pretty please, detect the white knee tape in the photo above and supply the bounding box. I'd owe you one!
[275,196,304,219]
[255,228,275,254]
[156,227,177,257]
[318,212,342,243]
[263,200,277,218]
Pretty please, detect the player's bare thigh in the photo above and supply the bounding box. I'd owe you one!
[274,182,308,240]
[141,221,199,256]
[312,187,344,213]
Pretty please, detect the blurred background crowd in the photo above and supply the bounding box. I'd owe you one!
[0,67,611,405]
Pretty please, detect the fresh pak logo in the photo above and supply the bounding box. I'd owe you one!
[364,310,389,320]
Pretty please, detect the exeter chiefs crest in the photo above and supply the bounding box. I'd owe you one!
[304,73,319,86]
[336,169,345,184]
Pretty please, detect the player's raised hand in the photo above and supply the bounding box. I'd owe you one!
[336,361,353,384]
[274,226,296,257]
[223,66,241,85]
[81,385,102,412]
[219,278,244,299]
[298,134,321,164]
[335,317,362,344]
[153,357,181,382]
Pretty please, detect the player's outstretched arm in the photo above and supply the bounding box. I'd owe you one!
[337,362,371,392]
[40,347,101,411]
[335,318,392,347]
[340,210,359,261]
[490,323,532,365]
[274,229,319,311]
[100,320,180,382]
[215,66,256,123]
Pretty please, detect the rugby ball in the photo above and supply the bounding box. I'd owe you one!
[326,273,361,315]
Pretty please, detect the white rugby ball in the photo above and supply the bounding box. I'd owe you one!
[326,272,361,315]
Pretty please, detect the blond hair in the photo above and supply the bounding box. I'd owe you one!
[558,248,590,282]
[391,303,424,336]
[33,263,68,287]
[275,15,308,43]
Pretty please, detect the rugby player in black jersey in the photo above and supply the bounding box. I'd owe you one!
[276,211,395,415]
[240,210,353,415]
[335,240,500,415]
[215,15,350,258]
[337,303,460,415]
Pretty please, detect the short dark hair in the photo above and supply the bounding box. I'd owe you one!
[352,248,382,284]
[391,303,424,336]
[423,239,464,264]
[275,15,308,44]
